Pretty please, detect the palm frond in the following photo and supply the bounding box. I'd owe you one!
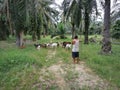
[65,0,77,19]
[111,11,120,22]
[98,0,105,9]
[111,1,120,22]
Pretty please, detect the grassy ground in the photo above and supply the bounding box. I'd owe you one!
[0,35,120,89]
[0,36,71,90]
[80,43,120,88]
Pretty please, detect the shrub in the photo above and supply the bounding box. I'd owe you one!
[111,20,120,39]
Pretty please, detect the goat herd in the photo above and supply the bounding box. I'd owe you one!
[34,41,72,50]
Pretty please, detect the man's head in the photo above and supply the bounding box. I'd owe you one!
[74,35,78,39]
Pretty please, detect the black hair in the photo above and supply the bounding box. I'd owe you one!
[74,35,78,39]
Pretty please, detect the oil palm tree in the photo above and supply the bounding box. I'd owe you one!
[62,0,82,38]
[99,0,119,54]
[37,0,59,38]
[7,0,58,47]
[83,0,98,44]
[8,0,31,47]
[101,0,111,54]
[62,0,98,43]
[101,0,118,54]
[0,0,10,40]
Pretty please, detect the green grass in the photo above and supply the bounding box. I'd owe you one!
[0,46,43,89]
[0,35,120,89]
[80,43,120,88]
[0,36,72,89]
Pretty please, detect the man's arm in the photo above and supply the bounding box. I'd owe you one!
[72,40,75,45]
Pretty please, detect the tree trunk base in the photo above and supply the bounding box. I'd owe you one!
[101,39,112,54]
[99,50,112,55]
[19,46,26,49]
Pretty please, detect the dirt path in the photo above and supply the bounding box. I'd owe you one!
[47,63,116,90]
[45,49,56,62]
[34,49,118,90]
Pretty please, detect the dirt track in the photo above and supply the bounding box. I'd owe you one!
[33,49,118,90]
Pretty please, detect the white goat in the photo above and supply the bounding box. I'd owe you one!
[37,45,40,50]
[51,43,58,48]
[34,44,40,50]
[65,44,71,49]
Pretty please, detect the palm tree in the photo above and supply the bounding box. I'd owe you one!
[6,0,13,35]
[0,0,59,44]
[62,0,82,38]
[62,0,98,43]
[7,0,58,47]
[29,0,59,40]
[8,0,31,47]
[38,0,59,38]
[99,0,119,54]
[101,0,111,54]
[101,0,119,54]
[0,0,10,40]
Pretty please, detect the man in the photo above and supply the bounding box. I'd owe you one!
[72,35,80,64]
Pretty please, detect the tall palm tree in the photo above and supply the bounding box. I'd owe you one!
[7,0,58,46]
[0,0,59,44]
[99,0,118,54]
[38,0,59,37]
[9,0,31,47]
[101,0,111,54]
[0,0,10,40]
[62,0,82,38]
[6,0,13,35]
[83,0,97,44]
[62,0,98,42]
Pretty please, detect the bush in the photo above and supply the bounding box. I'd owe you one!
[111,20,120,39]
[60,35,67,39]
[52,35,60,39]
[51,34,57,38]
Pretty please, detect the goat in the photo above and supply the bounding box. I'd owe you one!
[62,41,71,48]
[51,42,58,48]
[40,44,47,48]
[34,44,40,50]
[65,43,71,49]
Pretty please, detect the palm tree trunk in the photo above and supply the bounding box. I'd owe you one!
[6,0,13,35]
[44,24,48,36]
[32,31,37,41]
[71,23,75,39]
[101,0,111,54]
[37,26,40,40]
[16,31,24,47]
[84,8,89,44]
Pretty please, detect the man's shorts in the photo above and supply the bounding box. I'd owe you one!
[72,52,79,58]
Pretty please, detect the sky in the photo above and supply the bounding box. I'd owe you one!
[55,0,63,6]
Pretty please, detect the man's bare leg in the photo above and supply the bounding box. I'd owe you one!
[76,57,80,64]
[73,58,76,64]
